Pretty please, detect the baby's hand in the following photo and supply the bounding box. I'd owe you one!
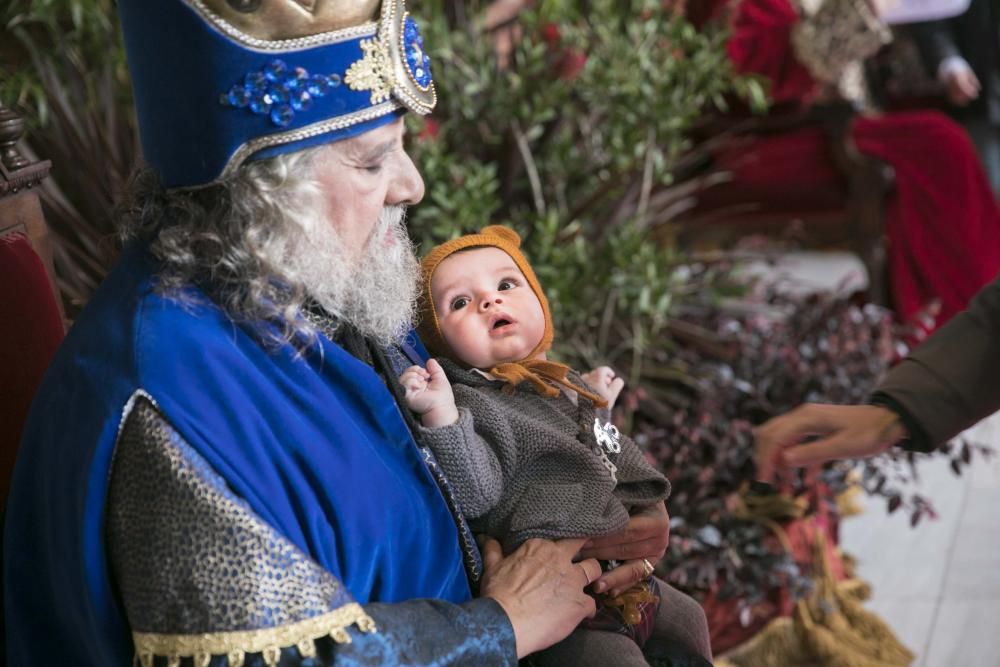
[399,359,460,428]
[581,366,625,409]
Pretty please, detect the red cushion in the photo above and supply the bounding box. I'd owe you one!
[0,232,64,505]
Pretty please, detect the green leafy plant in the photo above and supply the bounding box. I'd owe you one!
[1,0,136,315]
[407,0,762,380]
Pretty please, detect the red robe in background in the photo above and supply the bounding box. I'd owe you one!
[708,0,1000,325]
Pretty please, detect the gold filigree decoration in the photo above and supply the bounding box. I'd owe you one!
[133,603,377,667]
[345,37,393,104]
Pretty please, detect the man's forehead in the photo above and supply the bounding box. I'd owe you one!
[334,120,404,158]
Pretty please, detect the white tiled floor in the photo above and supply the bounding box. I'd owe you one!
[840,416,1000,666]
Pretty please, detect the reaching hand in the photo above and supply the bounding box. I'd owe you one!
[581,366,625,409]
[480,536,601,659]
[943,65,981,107]
[399,359,459,427]
[753,403,908,483]
[578,501,669,596]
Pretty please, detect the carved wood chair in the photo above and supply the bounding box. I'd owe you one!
[669,101,895,307]
[0,100,64,508]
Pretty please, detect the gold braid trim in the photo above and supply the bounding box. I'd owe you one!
[790,0,890,88]
[132,603,377,667]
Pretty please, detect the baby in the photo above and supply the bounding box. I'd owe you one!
[401,226,710,665]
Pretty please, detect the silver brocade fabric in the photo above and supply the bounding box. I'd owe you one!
[106,394,351,635]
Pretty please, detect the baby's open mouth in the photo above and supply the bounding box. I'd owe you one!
[492,318,512,329]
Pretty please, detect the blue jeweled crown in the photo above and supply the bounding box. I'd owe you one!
[117,0,436,188]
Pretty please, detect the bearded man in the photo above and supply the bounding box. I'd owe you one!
[3,0,676,665]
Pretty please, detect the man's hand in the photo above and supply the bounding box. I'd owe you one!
[581,366,625,409]
[753,403,908,483]
[578,502,669,596]
[942,63,981,107]
[480,537,601,659]
[399,359,459,427]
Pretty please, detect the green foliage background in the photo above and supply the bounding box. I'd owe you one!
[11,0,931,631]
[405,0,762,382]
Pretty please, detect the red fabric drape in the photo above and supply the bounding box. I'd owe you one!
[0,233,64,505]
[718,0,1000,325]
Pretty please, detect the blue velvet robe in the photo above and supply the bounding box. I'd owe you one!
[3,246,511,665]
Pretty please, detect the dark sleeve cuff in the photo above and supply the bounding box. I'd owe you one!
[869,392,933,453]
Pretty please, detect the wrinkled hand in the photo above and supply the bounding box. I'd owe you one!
[753,403,908,483]
[581,366,625,409]
[578,502,669,596]
[943,65,981,106]
[480,536,601,659]
[399,359,459,427]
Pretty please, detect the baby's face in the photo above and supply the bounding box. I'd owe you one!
[431,247,546,369]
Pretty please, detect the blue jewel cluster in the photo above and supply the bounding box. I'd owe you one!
[403,17,432,88]
[221,59,341,128]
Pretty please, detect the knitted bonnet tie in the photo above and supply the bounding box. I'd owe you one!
[418,225,606,407]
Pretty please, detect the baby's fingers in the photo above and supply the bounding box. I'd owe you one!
[399,371,428,394]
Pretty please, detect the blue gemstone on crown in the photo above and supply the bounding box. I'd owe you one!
[244,71,267,91]
[222,60,341,127]
[264,59,288,82]
[268,86,290,105]
[403,16,433,89]
[270,104,294,127]
[290,90,312,112]
[307,74,332,97]
[226,85,250,108]
[249,90,273,114]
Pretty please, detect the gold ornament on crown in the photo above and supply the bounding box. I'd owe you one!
[345,37,393,104]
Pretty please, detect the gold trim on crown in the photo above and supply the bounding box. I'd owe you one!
[183,0,378,51]
[345,37,394,105]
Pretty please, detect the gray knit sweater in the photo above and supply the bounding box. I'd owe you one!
[418,359,671,553]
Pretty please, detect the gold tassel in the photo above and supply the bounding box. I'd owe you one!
[297,639,317,658]
[262,646,281,666]
[357,615,378,633]
[194,653,212,667]
[226,649,245,666]
[330,627,352,644]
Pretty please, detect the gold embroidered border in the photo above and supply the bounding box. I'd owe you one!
[133,603,377,667]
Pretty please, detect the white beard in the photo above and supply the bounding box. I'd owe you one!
[267,202,420,346]
[341,204,421,346]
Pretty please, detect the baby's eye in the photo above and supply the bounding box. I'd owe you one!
[498,279,517,291]
[451,297,469,311]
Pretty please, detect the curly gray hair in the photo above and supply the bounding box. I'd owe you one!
[119,146,419,349]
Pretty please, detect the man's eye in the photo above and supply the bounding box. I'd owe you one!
[498,279,516,291]
[451,297,469,310]
[363,164,383,173]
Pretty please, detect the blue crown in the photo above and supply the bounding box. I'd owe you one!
[118,0,436,189]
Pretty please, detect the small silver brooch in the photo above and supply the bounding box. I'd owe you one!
[593,418,622,454]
